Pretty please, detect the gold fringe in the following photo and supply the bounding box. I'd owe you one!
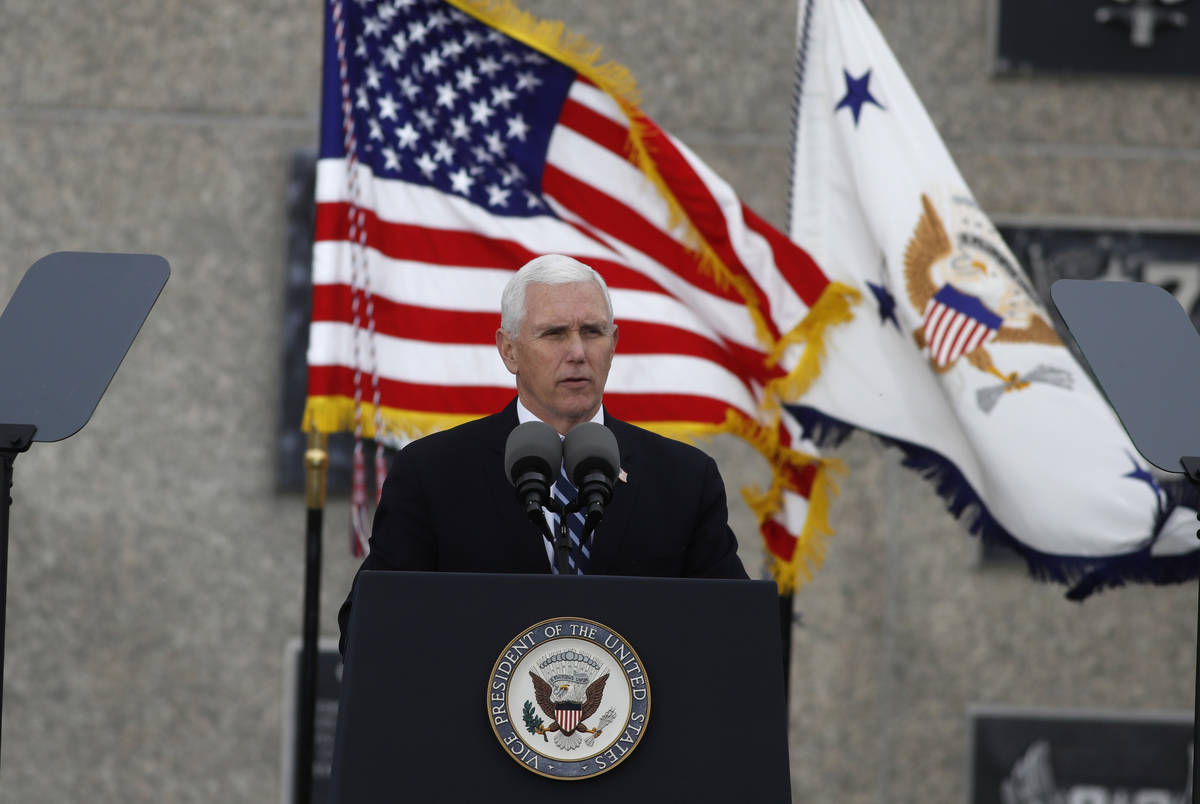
[303,397,479,444]
[763,281,861,408]
[444,0,640,107]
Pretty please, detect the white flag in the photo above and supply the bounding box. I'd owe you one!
[786,0,1198,596]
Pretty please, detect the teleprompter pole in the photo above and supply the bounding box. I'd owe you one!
[1180,456,1200,804]
[295,430,328,804]
[0,424,35,767]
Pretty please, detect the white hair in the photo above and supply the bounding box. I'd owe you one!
[499,254,614,336]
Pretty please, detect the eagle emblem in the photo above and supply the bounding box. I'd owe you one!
[525,648,612,751]
[904,192,1060,395]
[487,618,650,779]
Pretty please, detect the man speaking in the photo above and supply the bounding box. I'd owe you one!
[338,254,748,648]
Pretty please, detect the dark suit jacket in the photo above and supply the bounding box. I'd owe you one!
[338,399,748,650]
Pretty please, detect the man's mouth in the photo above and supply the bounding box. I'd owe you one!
[560,377,590,387]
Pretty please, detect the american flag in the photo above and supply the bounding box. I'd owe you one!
[304,0,854,587]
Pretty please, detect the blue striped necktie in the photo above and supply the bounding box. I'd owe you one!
[552,463,589,574]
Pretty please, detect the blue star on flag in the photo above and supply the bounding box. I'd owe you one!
[834,68,884,126]
[1123,451,1165,509]
[867,280,899,329]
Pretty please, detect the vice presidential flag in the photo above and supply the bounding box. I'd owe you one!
[786,0,1198,596]
[304,0,853,585]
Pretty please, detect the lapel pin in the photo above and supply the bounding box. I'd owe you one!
[618,468,628,483]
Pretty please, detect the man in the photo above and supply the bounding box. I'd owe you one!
[338,254,748,650]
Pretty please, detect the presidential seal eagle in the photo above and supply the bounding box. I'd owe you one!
[904,192,1059,392]
[529,670,609,751]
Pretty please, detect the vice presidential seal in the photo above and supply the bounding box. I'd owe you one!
[486,617,651,780]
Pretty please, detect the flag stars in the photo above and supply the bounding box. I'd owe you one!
[486,184,510,207]
[395,122,420,148]
[448,167,475,194]
[377,93,399,120]
[408,20,428,43]
[362,15,386,38]
[367,118,384,141]
[524,190,543,209]
[415,151,437,179]
[461,30,482,49]
[506,114,529,141]
[422,50,445,74]
[399,75,420,101]
[381,45,402,69]
[500,162,524,186]
[355,86,370,110]
[432,138,455,163]
[442,39,465,60]
[449,115,471,139]
[435,82,459,108]
[515,71,542,91]
[456,66,479,92]
[391,31,408,52]
[470,98,495,124]
[365,64,383,90]
[485,130,505,155]
[415,108,436,130]
[382,146,400,171]
[427,9,449,29]
[477,56,501,77]
[491,85,517,108]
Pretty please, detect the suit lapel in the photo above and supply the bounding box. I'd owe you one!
[480,400,553,573]
[586,415,639,573]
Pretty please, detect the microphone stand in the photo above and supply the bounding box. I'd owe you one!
[541,497,579,576]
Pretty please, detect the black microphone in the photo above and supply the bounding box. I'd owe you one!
[504,421,562,521]
[563,422,620,536]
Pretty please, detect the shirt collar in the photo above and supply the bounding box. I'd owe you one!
[515,398,605,435]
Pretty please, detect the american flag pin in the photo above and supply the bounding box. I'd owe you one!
[618,468,628,483]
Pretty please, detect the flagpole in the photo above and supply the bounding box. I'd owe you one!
[295,430,328,804]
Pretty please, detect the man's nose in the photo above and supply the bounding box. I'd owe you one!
[564,330,586,360]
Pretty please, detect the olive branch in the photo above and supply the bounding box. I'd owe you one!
[521,700,544,735]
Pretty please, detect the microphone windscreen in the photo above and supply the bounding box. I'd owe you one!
[563,422,619,484]
[504,420,562,484]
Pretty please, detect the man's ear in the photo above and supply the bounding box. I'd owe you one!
[496,328,519,375]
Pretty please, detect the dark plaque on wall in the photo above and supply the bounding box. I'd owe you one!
[968,705,1192,802]
[991,0,1200,76]
[996,216,1200,338]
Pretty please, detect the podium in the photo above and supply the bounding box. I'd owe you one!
[330,571,791,802]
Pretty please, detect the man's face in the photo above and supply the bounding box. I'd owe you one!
[496,281,618,434]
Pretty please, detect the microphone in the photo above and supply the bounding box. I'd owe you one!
[504,421,562,520]
[563,422,620,536]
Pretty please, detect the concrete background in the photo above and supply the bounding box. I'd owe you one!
[1,0,1198,801]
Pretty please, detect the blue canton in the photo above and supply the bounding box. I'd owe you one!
[320,0,575,217]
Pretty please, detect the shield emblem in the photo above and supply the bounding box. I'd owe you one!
[555,701,582,734]
[922,284,1002,368]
